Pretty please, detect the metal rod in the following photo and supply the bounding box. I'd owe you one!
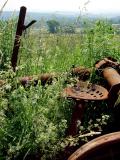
[24,20,37,30]
[11,6,27,71]
[67,101,85,136]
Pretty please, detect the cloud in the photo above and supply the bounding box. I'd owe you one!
[1,0,120,13]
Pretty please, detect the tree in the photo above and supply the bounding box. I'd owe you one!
[47,20,60,33]
[63,24,75,33]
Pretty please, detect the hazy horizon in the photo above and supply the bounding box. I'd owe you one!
[1,0,120,15]
[2,10,120,18]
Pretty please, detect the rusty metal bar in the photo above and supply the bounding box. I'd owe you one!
[11,6,27,71]
[20,73,54,86]
[11,6,36,71]
[19,67,91,86]
[24,20,37,30]
[0,67,91,87]
[67,101,85,136]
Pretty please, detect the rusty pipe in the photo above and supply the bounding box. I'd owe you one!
[19,67,91,86]
[20,73,54,86]
[103,67,120,87]
[67,101,85,136]
[102,67,120,106]
[0,67,91,87]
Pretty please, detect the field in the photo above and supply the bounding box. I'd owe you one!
[0,16,120,159]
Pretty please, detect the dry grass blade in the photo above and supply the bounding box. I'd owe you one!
[0,0,9,17]
[78,131,101,138]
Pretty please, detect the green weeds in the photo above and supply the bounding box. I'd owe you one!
[0,17,120,159]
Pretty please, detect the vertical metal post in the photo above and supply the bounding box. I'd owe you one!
[67,101,85,136]
[11,6,26,71]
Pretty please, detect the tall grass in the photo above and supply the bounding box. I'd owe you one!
[0,15,120,159]
[16,19,120,76]
[0,0,9,17]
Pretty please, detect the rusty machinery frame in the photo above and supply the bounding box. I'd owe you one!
[63,57,120,136]
[9,7,120,159]
[66,57,120,159]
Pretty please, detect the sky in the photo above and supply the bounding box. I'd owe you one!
[0,0,120,14]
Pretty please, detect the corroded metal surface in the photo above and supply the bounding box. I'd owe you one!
[71,67,91,81]
[0,67,91,87]
[95,57,119,72]
[63,81,108,101]
[95,57,120,106]
[20,73,54,86]
[103,67,120,87]
[67,101,85,136]
[20,67,91,86]
[68,132,120,160]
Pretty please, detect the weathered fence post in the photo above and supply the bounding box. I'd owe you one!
[11,6,36,71]
[11,6,26,71]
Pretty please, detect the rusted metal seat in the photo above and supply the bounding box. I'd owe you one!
[63,81,108,101]
[63,81,108,136]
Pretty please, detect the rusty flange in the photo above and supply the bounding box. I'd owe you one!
[63,81,108,101]
[95,57,120,73]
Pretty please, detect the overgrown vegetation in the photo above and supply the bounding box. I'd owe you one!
[0,13,120,160]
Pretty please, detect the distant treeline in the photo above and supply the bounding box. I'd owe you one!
[1,11,120,34]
